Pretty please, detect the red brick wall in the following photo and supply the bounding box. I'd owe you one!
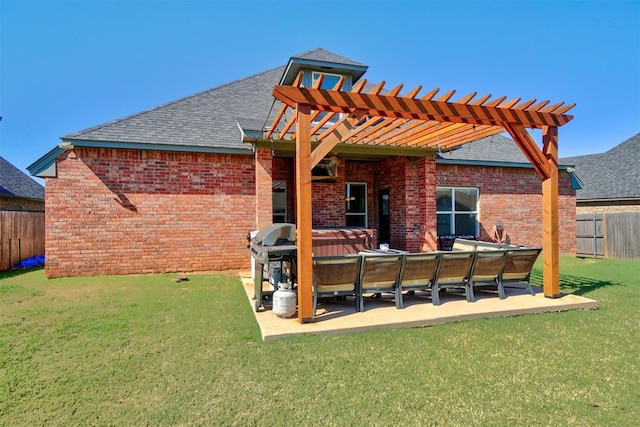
[255,148,273,229]
[311,159,348,227]
[273,158,377,229]
[376,157,438,252]
[436,163,576,253]
[411,157,438,252]
[45,147,576,278]
[44,147,255,278]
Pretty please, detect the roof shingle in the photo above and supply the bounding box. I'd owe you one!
[63,48,366,151]
[437,134,530,163]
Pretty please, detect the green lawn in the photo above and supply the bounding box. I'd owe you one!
[1,256,638,426]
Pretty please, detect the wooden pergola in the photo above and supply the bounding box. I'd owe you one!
[266,73,575,323]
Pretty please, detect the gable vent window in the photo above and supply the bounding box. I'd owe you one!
[312,71,343,126]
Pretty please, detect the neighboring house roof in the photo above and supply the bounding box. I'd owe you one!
[0,156,45,200]
[562,132,640,200]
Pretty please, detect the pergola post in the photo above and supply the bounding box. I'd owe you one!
[295,104,314,322]
[542,126,560,297]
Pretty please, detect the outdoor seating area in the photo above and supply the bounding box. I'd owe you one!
[245,240,599,341]
[241,264,598,340]
[307,239,543,317]
[253,237,547,324]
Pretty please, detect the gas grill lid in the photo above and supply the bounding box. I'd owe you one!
[252,223,296,246]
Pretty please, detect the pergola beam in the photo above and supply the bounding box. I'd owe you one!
[309,109,367,168]
[503,123,551,179]
[273,86,573,128]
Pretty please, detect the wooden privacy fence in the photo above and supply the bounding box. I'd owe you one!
[0,211,45,270]
[576,213,640,260]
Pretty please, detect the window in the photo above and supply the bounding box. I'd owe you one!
[312,71,342,89]
[345,183,367,227]
[312,71,343,126]
[272,181,286,223]
[436,187,479,236]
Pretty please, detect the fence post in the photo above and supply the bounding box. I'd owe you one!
[592,214,597,258]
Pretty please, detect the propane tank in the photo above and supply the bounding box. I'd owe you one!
[273,282,297,318]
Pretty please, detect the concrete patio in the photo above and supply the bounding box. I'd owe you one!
[240,273,598,341]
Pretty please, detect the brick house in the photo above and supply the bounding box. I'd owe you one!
[1,156,44,212]
[562,132,640,215]
[28,48,578,278]
[562,132,639,259]
[1,156,45,270]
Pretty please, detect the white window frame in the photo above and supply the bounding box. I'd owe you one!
[436,186,479,236]
[345,182,367,228]
[272,180,287,223]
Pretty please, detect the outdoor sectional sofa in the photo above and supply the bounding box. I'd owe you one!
[311,238,542,317]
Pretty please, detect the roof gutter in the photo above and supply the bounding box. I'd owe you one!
[577,197,640,204]
[436,157,575,170]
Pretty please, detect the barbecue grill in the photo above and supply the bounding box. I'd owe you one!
[248,223,297,311]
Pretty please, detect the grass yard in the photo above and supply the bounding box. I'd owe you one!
[1,256,638,426]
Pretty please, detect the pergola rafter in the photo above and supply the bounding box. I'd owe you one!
[265,80,573,160]
[260,78,574,323]
[273,85,573,128]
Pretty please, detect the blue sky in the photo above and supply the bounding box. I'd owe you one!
[1,0,639,178]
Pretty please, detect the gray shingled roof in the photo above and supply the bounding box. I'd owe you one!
[437,134,530,163]
[60,47,558,171]
[0,157,45,200]
[562,132,640,200]
[63,48,364,151]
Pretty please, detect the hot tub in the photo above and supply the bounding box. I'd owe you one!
[312,228,377,256]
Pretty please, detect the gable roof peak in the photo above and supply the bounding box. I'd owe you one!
[290,47,366,67]
[280,47,368,86]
